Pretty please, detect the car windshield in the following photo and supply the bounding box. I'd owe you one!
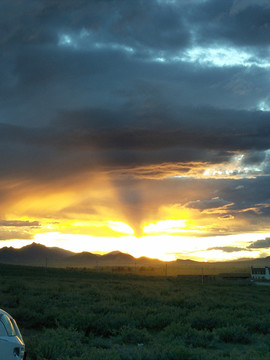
[0,314,16,336]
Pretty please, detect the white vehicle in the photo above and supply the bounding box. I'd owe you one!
[0,309,25,359]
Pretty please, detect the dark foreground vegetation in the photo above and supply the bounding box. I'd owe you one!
[0,264,270,360]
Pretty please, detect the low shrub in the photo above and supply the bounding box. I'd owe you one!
[217,325,251,344]
[184,327,218,348]
[27,327,84,360]
[190,313,222,331]
[118,325,151,345]
[246,317,270,335]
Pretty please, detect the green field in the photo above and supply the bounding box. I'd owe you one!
[1,264,270,360]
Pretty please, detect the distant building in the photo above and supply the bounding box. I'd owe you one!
[251,266,270,280]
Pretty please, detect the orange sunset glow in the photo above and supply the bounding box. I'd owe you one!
[2,163,270,261]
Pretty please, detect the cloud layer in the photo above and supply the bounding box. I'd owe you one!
[1,0,270,258]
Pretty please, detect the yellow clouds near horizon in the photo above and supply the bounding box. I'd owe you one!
[1,156,270,262]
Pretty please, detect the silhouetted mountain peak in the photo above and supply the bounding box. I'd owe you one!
[0,242,74,265]
[24,242,44,249]
[106,251,122,256]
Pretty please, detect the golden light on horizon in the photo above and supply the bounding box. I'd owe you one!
[23,230,270,262]
[33,232,179,261]
[2,172,270,262]
[2,178,270,265]
[106,221,134,235]
[143,219,187,234]
[0,228,270,263]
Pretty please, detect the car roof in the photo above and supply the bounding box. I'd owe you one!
[0,309,13,319]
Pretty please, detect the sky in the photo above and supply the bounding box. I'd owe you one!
[1,0,270,261]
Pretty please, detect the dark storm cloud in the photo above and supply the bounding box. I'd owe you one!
[0,0,191,50]
[190,0,270,47]
[5,50,267,127]
[248,238,270,249]
[2,106,270,150]
[1,104,270,183]
[1,0,270,136]
[2,106,270,151]
[0,1,268,77]
[2,0,269,51]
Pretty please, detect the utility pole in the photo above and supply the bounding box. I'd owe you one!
[201,266,204,285]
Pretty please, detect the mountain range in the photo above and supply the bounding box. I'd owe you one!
[0,243,163,268]
[0,242,269,275]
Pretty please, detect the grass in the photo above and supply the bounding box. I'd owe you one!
[0,264,269,359]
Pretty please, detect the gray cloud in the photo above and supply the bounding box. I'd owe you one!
[0,0,191,51]
[217,177,270,213]
[191,0,270,47]
[207,246,245,253]
[1,0,270,125]
[0,220,40,227]
[186,197,231,211]
[2,0,269,51]
[248,238,270,249]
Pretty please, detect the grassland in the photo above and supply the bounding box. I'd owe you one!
[0,264,270,359]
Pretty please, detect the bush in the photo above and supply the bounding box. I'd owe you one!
[118,325,151,345]
[142,309,175,330]
[161,344,197,360]
[246,317,270,335]
[27,327,84,360]
[184,327,218,348]
[217,325,251,344]
[190,313,222,331]
[13,308,58,330]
